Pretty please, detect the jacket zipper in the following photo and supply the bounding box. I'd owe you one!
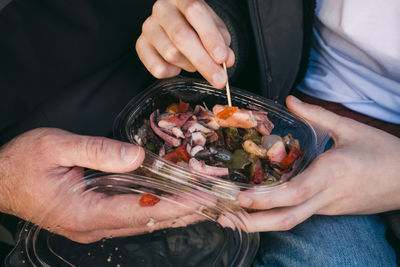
[247,0,273,99]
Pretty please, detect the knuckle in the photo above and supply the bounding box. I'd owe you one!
[220,27,231,44]
[35,128,63,151]
[162,45,181,64]
[135,36,144,53]
[152,0,165,18]
[183,0,205,18]
[151,63,180,78]
[170,25,192,47]
[279,215,298,231]
[84,137,109,162]
[150,63,170,78]
[184,63,196,72]
[142,17,153,34]
[35,133,53,149]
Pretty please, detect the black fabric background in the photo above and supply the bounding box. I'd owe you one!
[0,0,156,145]
[0,0,157,262]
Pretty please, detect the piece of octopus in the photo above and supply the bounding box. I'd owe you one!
[188,128,218,148]
[157,112,191,139]
[194,105,220,130]
[181,115,196,132]
[184,119,214,134]
[159,112,191,128]
[150,110,181,147]
[189,158,229,178]
[212,104,274,135]
[191,131,207,147]
[157,125,185,139]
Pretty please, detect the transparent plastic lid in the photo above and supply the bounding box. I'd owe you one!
[114,77,320,196]
[6,172,259,267]
[6,77,324,266]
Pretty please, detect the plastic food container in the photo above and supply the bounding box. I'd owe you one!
[6,77,321,267]
[114,76,319,197]
[5,172,259,267]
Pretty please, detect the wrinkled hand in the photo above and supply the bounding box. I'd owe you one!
[0,128,202,243]
[136,0,235,88]
[237,96,400,232]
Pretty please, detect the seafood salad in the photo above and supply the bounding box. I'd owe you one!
[134,100,303,185]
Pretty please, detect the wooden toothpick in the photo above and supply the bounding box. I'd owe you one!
[223,62,232,107]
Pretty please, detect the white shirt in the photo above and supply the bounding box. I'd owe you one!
[297,0,400,123]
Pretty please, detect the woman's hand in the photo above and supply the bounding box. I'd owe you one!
[136,0,235,88]
[237,96,400,232]
[0,128,201,243]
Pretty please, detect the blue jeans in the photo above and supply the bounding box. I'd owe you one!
[254,138,397,266]
[254,214,397,267]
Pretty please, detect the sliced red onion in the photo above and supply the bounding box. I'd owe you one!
[261,135,283,150]
[150,111,181,147]
[267,140,287,163]
[158,113,191,128]
[188,122,212,133]
[189,158,229,177]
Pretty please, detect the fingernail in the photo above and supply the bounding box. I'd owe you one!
[213,46,227,62]
[238,196,252,208]
[290,95,303,104]
[212,71,226,88]
[121,144,142,164]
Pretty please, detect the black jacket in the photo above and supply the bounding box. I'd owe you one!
[205,0,315,102]
[0,0,157,145]
[0,0,315,145]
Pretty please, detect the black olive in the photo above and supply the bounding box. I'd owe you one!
[229,169,251,183]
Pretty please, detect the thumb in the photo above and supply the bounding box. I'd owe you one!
[286,95,349,141]
[61,134,145,172]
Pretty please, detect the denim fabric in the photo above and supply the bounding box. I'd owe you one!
[254,214,397,267]
[254,137,397,266]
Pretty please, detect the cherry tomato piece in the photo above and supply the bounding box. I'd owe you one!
[178,99,190,113]
[139,193,160,207]
[253,166,265,184]
[163,145,191,163]
[165,103,179,114]
[280,146,303,170]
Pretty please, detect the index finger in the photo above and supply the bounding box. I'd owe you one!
[175,0,231,63]
[155,1,228,88]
